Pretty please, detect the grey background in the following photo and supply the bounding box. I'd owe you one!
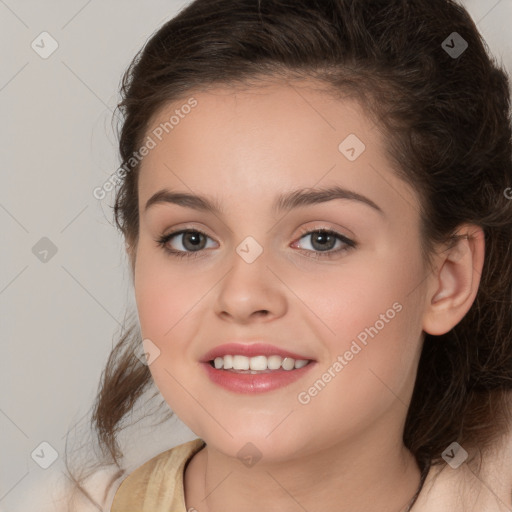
[1,1,511,510]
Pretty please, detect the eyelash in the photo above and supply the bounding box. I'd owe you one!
[155,226,357,261]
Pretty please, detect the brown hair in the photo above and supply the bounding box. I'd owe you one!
[64,0,512,509]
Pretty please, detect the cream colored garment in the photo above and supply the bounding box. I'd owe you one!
[111,438,206,512]
[109,430,512,512]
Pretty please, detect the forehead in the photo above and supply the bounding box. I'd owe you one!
[137,80,418,218]
[143,79,373,154]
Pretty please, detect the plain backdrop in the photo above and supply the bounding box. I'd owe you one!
[1,1,511,510]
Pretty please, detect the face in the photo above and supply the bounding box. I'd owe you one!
[132,79,430,463]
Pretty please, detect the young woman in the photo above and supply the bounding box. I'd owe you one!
[66,1,512,510]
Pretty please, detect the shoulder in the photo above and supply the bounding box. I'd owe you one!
[413,428,512,512]
[110,438,205,512]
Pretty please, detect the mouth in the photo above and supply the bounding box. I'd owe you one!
[200,343,317,393]
[200,342,316,393]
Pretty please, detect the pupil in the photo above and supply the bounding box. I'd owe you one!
[312,232,334,251]
[184,232,204,251]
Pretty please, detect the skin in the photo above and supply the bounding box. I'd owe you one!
[128,78,485,512]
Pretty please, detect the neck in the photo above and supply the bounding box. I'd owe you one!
[185,420,423,512]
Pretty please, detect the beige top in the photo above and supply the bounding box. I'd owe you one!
[111,438,206,512]
[109,430,512,511]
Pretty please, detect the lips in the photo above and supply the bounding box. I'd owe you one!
[199,342,316,393]
[200,342,314,363]
[201,359,317,393]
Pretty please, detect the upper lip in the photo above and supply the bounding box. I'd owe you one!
[200,342,315,362]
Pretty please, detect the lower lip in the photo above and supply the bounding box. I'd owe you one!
[201,361,317,394]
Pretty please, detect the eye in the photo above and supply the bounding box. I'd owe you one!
[292,228,356,259]
[156,228,217,259]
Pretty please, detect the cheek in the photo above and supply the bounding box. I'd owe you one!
[133,243,205,340]
[296,244,421,345]
[297,244,424,404]
[132,241,218,386]
[132,246,207,428]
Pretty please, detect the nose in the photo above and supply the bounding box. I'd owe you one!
[214,248,288,324]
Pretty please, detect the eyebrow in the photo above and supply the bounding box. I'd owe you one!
[144,185,384,216]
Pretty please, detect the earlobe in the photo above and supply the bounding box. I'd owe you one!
[422,225,485,336]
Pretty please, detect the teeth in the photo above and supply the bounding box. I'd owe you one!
[212,355,310,371]
[232,355,250,370]
[267,355,282,370]
[281,357,295,370]
[249,355,267,371]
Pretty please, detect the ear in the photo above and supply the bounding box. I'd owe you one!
[422,224,485,336]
